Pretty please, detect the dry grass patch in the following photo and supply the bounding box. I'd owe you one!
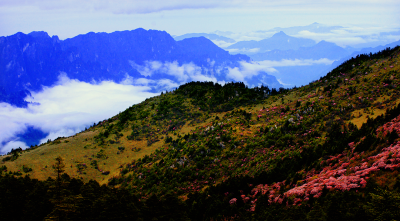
[0,125,169,184]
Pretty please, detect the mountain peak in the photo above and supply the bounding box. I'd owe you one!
[176,36,226,54]
[28,31,50,39]
[316,40,335,46]
[272,31,288,37]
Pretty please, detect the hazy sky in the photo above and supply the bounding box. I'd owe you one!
[1,0,399,39]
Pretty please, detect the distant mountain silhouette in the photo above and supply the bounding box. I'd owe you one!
[266,22,344,35]
[250,40,350,61]
[174,33,235,43]
[227,31,316,54]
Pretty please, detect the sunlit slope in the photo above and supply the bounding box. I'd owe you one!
[1,45,399,197]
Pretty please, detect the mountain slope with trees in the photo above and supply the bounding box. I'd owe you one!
[1,46,400,220]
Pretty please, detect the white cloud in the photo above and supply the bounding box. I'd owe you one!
[38,128,82,145]
[161,61,194,82]
[131,59,276,89]
[155,79,180,90]
[226,31,276,42]
[0,62,236,154]
[226,61,277,83]
[295,30,367,47]
[227,48,261,54]
[208,39,236,48]
[257,58,335,67]
[226,67,246,82]
[120,73,135,85]
[129,60,163,77]
[3,0,398,15]
[0,0,226,14]
[224,58,334,86]
[0,74,159,154]
[1,141,29,153]
[122,76,180,91]
[277,78,291,86]
[131,60,219,84]
[294,25,400,47]
[132,78,156,86]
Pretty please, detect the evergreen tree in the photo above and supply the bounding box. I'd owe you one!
[45,157,82,221]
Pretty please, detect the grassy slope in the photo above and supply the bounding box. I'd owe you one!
[1,47,400,205]
[0,92,216,184]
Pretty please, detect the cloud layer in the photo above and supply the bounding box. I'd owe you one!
[257,58,335,67]
[0,74,158,154]
[130,60,282,87]
[226,61,277,82]
[129,61,222,84]
[2,0,398,14]
[294,27,400,47]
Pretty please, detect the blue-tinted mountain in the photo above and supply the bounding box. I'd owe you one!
[226,31,316,54]
[250,40,350,61]
[266,22,344,35]
[173,33,235,43]
[0,29,247,92]
[0,29,281,106]
[210,30,234,38]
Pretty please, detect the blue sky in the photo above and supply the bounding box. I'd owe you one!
[1,0,399,40]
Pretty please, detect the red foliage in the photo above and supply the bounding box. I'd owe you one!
[239,114,400,211]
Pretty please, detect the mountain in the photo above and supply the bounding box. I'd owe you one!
[0,29,281,107]
[210,30,235,37]
[173,33,235,43]
[1,46,400,220]
[266,22,344,35]
[250,40,350,61]
[247,40,351,87]
[226,31,316,54]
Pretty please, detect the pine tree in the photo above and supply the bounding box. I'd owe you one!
[45,156,82,221]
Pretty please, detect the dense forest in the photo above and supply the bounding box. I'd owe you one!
[1,46,400,220]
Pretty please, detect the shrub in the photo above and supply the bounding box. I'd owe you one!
[2,156,12,162]
[22,165,32,173]
[91,160,98,169]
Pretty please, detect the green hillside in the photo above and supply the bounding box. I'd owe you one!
[1,46,400,220]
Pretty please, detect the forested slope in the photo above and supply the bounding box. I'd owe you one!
[1,46,400,220]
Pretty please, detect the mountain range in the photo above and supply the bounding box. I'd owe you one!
[173,33,235,43]
[0,29,282,107]
[250,40,349,61]
[226,31,316,54]
[266,22,344,35]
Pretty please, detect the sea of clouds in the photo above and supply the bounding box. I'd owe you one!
[0,74,159,154]
[0,59,284,154]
